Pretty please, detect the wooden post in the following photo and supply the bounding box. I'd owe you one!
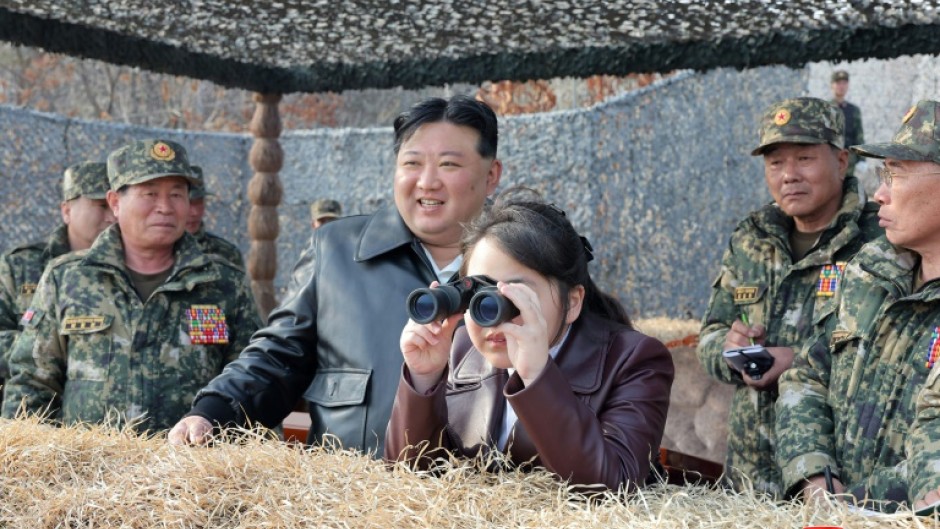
[247,93,283,318]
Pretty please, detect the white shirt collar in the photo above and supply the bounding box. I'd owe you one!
[420,244,463,284]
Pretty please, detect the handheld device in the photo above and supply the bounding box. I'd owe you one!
[722,345,775,380]
[916,501,940,517]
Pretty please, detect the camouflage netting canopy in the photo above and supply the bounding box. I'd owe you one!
[0,1,939,93]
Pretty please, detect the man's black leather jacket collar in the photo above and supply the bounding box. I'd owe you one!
[355,203,416,262]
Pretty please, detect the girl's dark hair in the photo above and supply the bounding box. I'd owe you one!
[392,95,498,159]
[461,187,632,342]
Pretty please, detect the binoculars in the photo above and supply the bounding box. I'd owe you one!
[406,275,519,327]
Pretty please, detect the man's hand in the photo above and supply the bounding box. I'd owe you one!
[915,487,940,510]
[168,416,213,445]
[802,474,845,502]
[723,319,765,350]
[741,346,795,391]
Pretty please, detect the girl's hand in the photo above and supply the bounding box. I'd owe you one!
[494,281,550,386]
[400,282,462,392]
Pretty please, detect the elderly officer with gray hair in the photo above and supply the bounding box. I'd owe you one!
[2,139,261,431]
[776,100,940,511]
[0,161,114,399]
[698,97,882,496]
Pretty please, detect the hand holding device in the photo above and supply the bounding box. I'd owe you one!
[722,345,775,380]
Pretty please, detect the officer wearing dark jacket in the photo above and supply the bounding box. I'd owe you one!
[169,96,503,453]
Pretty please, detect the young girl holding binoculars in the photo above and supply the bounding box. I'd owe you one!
[385,189,674,491]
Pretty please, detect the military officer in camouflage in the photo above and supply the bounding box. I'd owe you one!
[1,139,262,432]
[0,161,114,398]
[775,100,940,510]
[830,70,864,177]
[310,198,342,229]
[698,97,882,496]
[186,165,245,268]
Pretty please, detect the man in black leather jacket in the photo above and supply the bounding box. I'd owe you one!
[169,95,503,454]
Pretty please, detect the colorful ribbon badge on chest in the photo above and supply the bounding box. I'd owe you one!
[927,327,940,370]
[816,262,846,297]
[20,308,36,325]
[186,304,229,345]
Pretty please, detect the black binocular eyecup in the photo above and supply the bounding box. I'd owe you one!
[467,288,519,327]
[405,276,519,327]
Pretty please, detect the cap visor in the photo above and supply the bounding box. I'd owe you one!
[83,192,108,200]
[851,142,935,162]
[751,136,827,156]
[118,172,200,189]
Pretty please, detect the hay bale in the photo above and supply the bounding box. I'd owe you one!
[637,317,733,467]
[661,344,732,465]
[667,344,711,409]
[0,418,926,528]
[634,318,701,346]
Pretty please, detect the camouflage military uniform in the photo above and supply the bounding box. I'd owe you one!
[698,176,881,495]
[0,225,71,381]
[1,161,110,390]
[909,334,940,504]
[1,224,262,431]
[698,97,883,496]
[777,100,940,509]
[193,225,244,269]
[776,237,938,507]
[3,139,262,431]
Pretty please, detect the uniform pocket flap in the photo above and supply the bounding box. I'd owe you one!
[829,329,859,350]
[60,315,113,335]
[732,284,767,305]
[304,369,371,407]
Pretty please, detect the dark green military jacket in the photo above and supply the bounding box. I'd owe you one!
[1,224,262,432]
[833,99,864,177]
[193,224,244,269]
[698,176,881,496]
[0,224,71,382]
[777,237,940,509]
[910,320,940,504]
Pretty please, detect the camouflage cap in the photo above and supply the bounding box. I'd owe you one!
[751,97,844,156]
[851,100,940,164]
[189,165,214,200]
[62,161,109,201]
[831,70,849,82]
[310,198,342,220]
[106,139,197,191]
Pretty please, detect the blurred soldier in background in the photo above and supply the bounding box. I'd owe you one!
[186,165,244,268]
[0,161,114,399]
[310,198,342,229]
[830,70,864,177]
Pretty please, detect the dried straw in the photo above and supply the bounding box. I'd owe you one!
[0,417,935,528]
[634,317,701,346]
